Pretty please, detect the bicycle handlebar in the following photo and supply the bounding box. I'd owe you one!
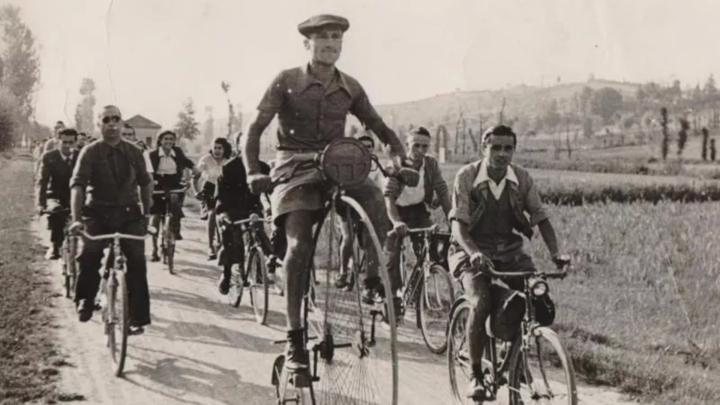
[220,213,271,226]
[475,259,570,280]
[79,231,149,241]
[152,188,188,195]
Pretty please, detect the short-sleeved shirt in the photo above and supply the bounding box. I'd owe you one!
[449,159,548,233]
[196,154,225,186]
[257,64,404,154]
[70,139,152,207]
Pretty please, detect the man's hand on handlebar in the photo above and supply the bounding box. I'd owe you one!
[552,254,571,270]
[248,173,272,195]
[391,221,408,237]
[470,251,491,272]
[69,221,85,235]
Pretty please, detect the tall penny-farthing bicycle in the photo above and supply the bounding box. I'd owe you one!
[447,259,576,405]
[79,230,149,377]
[271,138,410,405]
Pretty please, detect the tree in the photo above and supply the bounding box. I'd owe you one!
[0,5,40,125]
[174,98,200,141]
[542,99,561,131]
[0,88,20,150]
[703,74,718,103]
[591,87,623,124]
[74,78,95,135]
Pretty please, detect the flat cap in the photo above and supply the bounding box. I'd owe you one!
[297,14,350,37]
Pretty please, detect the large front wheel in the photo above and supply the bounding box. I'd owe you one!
[247,246,269,324]
[307,195,398,404]
[508,326,577,405]
[417,263,454,354]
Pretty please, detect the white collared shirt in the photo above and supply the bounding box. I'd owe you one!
[156,148,177,175]
[473,159,519,200]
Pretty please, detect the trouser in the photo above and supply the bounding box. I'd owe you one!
[46,200,69,246]
[75,204,150,326]
[384,202,433,293]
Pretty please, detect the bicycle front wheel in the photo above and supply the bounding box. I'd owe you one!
[247,245,269,324]
[417,263,454,354]
[164,216,175,274]
[106,271,129,377]
[308,195,398,405]
[508,326,577,405]
[447,298,472,405]
[63,237,77,299]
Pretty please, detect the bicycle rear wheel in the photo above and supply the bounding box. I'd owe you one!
[307,195,398,405]
[417,263,454,354]
[508,326,577,405]
[247,245,269,324]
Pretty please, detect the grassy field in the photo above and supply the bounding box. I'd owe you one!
[525,202,720,404]
[0,153,63,404]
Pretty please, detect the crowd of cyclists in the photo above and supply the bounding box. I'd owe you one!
[33,13,571,404]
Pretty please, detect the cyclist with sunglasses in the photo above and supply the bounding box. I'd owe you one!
[69,105,153,333]
[447,125,568,400]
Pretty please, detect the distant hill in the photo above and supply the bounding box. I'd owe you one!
[375,78,641,129]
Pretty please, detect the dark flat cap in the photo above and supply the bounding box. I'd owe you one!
[298,14,350,37]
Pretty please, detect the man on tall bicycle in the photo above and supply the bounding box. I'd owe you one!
[36,128,79,259]
[448,125,567,400]
[242,14,410,371]
[383,126,451,311]
[147,130,197,261]
[215,133,271,295]
[69,105,153,334]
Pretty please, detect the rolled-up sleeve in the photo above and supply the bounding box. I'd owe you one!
[448,165,473,224]
[524,175,549,226]
[70,147,92,189]
[257,71,286,114]
[428,158,449,202]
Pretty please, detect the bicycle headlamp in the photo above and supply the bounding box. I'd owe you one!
[530,279,549,297]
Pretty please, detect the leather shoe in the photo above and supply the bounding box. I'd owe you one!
[77,299,94,322]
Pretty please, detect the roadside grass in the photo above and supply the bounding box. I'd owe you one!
[525,202,720,404]
[0,154,62,404]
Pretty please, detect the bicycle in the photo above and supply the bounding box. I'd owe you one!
[395,225,455,354]
[447,259,576,405]
[152,186,188,274]
[220,213,277,325]
[42,207,75,298]
[79,230,149,377]
[270,137,411,405]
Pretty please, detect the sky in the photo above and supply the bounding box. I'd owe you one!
[15,0,720,130]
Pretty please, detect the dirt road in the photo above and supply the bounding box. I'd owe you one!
[36,214,644,405]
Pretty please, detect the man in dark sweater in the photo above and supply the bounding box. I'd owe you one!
[215,135,271,295]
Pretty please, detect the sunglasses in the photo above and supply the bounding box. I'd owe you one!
[490,144,515,152]
[102,115,121,124]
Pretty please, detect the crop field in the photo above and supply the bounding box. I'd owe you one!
[527,202,720,404]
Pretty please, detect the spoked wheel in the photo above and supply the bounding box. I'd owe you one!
[307,196,398,405]
[164,215,175,274]
[508,327,577,405]
[247,246,269,324]
[63,237,77,299]
[228,263,245,308]
[272,355,313,405]
[417,263,454,354]
[105,270,129,377]
[447,298,474,405]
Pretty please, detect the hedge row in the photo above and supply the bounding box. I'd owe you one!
[539,182,720,205]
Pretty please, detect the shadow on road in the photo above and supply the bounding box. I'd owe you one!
[125,346,277,405]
